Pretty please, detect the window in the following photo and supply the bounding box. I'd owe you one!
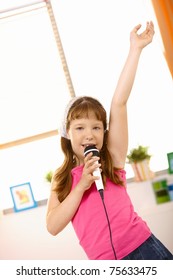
[0,1,70,143]
[0,0,173,210]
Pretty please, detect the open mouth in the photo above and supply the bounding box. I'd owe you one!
[82,144,96,149]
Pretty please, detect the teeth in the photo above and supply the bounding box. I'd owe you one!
[83,144,95,148]
[83,144,92,147]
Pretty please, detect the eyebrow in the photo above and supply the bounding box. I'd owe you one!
[72,121,103,127]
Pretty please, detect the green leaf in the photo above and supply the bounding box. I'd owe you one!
[127,145,151,163]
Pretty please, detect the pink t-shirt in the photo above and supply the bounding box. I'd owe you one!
[71,165,151,260]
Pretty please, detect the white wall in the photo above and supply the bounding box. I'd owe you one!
[0,204,87,260]
[1,173,173,260]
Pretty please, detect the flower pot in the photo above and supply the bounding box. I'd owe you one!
[131,159,154,182]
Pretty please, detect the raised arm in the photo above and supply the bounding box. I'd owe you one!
[108,21,155,168]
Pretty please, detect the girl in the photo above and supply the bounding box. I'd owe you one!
[46,21,173,260]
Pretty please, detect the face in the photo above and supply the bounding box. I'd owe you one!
[67,114,104,165]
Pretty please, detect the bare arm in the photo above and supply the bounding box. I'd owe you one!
[46,154,101,235]
[46,182,85,235]
[108,21,155,168]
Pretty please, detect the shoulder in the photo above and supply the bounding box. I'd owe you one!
[116,169,126,178]
[115,169,127,185]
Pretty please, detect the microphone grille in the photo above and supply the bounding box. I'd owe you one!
[84,145,99,157]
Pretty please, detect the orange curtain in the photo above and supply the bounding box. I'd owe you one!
[151,0,173,78]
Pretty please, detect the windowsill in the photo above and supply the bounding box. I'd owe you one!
[2,169,172,215]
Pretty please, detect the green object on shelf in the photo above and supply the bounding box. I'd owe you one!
[155,189,170,204]
[152,179,167,190]
[152,179,170,204]
[167,152,173,174]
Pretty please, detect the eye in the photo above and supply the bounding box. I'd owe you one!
[94,126,101,130]
[76,126,83,130]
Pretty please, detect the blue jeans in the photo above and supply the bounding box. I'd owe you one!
[122,234,173,260]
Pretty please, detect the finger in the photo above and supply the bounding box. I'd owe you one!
[133,24,142,33]
[84,155,100,167]
[146,21,155,33]
[84,152,93,163]
[148,21,154,29]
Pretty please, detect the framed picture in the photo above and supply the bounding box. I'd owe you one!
[152,179,170,204]
[10,182,37,212]
[167,152,173,174]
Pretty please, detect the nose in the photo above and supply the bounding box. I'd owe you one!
[85,129,94,141]
[86,136,93,141]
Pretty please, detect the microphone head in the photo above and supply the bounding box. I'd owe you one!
[84,145,99,157]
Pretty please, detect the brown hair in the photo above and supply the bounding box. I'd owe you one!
[53,96,124,202]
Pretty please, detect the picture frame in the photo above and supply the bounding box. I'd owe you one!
[167,152,173,174]
[10,182,37,212]
[152,179,170,204]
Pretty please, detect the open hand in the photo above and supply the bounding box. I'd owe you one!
[130,21,155,49]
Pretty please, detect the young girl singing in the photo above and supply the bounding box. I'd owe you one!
[46,21,173,260]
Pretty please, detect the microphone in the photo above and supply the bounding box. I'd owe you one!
[84,146,116,258]
[84,145,104,195]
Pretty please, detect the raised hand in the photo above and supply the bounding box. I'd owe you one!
[130,21,155,49]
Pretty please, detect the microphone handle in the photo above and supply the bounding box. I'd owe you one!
[93,162,104,191]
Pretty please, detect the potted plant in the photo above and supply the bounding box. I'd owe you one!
[127,145,154,181]
[45,170,53,183]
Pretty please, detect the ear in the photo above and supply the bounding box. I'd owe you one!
[66,131,70,140]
